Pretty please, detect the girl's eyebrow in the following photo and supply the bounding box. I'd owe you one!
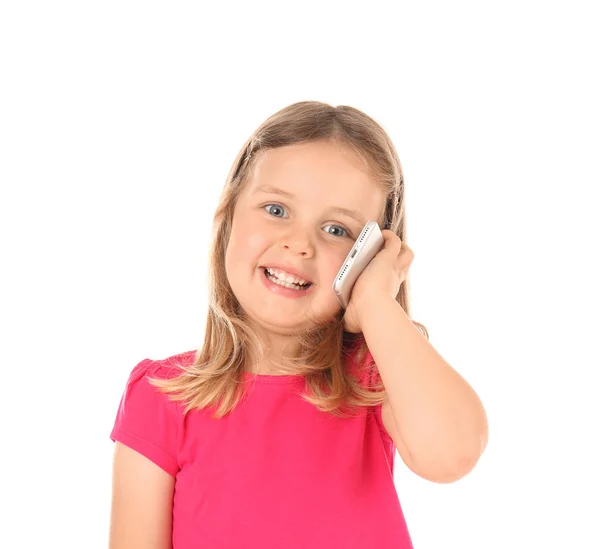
[254,185,295,198]
[254,185,366,226]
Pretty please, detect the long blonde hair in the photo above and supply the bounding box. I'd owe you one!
[148,101,428,419]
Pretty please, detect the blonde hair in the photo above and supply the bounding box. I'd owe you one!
[148,101,428,419]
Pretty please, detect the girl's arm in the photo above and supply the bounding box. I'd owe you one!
[109,442,175,549]
[361,295,488,484]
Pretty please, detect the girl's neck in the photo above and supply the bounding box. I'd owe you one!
[245,327,304,374]
[244,357,301,376]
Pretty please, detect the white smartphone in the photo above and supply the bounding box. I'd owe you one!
[332,221,384,309]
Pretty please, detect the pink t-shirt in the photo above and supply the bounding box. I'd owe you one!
[110,346,414,548]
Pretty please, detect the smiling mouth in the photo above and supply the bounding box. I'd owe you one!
[262,267,313,290]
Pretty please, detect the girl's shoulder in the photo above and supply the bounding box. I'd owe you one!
[132,349,198,381]
[118,350,198,415]
[111,351,196,477]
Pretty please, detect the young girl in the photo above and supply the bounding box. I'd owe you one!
[109,101,488,548]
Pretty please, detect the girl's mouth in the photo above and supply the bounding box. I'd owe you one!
[262,267,313,291]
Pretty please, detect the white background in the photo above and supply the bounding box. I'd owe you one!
[1,1,598,547]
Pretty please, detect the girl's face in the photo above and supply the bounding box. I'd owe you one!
[225,140,387,338]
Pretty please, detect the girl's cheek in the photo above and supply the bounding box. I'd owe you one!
[235,221,271,254]
[246,231,269,251]
[235,215,265,244]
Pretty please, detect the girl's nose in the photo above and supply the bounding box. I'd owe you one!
[281,235,315,257]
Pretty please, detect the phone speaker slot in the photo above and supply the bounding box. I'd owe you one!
[359,229,368,243]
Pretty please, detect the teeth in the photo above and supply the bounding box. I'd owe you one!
[266,268,309,286]
[267,273,304,289]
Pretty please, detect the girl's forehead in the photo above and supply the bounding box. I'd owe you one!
[246,144,380,197]
[251,141,372,178]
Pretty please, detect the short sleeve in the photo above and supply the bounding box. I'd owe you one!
[110,358,181,477]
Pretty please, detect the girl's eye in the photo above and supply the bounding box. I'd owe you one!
[323,224,349,238]
[264,204,288,218]
[264,204,350,238]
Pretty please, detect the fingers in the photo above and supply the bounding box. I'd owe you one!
[382,229,402,257]
[382,230,411,261]
[382,230,414,276]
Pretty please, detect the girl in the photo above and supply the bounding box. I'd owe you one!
[109,101,488,548]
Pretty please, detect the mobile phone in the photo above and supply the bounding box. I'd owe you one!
[332,221,384,309]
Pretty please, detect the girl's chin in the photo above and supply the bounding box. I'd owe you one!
[267,308,341,330]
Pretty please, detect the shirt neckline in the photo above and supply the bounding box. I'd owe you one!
[242,371,306,384]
